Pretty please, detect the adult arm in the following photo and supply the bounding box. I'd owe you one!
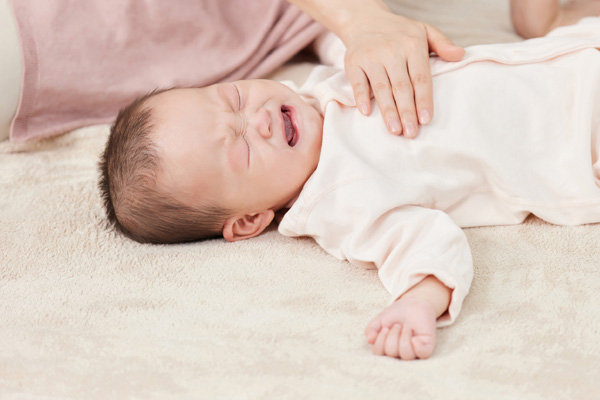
[287,0,465,138]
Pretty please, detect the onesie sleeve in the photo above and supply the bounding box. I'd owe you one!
[289,186,474,327]
[338,205,473,326]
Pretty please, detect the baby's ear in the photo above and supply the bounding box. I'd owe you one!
[222,210,275,242]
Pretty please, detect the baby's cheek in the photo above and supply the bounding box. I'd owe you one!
[227,141,249,169]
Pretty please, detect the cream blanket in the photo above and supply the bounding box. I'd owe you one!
[1,0,599,399]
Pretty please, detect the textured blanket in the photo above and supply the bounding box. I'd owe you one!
[2,0,599,399]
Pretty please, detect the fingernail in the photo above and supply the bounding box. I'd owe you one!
[419,109,431,124]
[359,102,369,115]
[405,122,416,138]
[388,119,401,134]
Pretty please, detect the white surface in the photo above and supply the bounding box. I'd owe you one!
[2,1,599,399]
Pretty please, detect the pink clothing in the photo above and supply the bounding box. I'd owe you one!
[9,0,324,142]
[280,19,600,326]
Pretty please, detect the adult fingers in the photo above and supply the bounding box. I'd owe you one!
[405,47,433,128]
[346,64,372,116]
[426,24,465,62]
[368,65,403,135]
[385,62,420,138]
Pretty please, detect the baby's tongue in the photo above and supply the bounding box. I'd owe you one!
[283,111,293,144]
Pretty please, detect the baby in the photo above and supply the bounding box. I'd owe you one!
[99,19,600,360]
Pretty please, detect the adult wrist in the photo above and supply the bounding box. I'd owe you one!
[336,7,393,44]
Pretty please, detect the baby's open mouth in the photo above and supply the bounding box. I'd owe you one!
[281,106,298,147]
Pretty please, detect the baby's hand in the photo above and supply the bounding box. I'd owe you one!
[365,296,437,360]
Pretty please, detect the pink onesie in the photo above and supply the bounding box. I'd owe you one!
[9,0,324,142]
[280,19,600,326]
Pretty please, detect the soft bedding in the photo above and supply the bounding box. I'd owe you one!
[1,1,599,399]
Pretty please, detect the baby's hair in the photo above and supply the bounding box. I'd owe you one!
[98,89,230,244]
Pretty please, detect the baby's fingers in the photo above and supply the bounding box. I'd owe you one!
[399,326,417,360]
[372,327,390,356]
[412,335,436,360]
[365,315,383,344]
[383,323,402,358]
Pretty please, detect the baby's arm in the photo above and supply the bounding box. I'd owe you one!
[511,0,600,38]
[295,198,474,361]
[365,275,452,360]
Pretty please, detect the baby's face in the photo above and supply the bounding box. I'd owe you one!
[149,80,323,217]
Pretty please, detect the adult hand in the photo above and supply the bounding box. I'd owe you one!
[288,0,465,138]
[342,12,465,138]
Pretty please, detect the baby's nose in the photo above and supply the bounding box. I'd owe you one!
[248,109,271,139]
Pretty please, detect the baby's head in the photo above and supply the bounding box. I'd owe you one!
[99,80,323,244]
